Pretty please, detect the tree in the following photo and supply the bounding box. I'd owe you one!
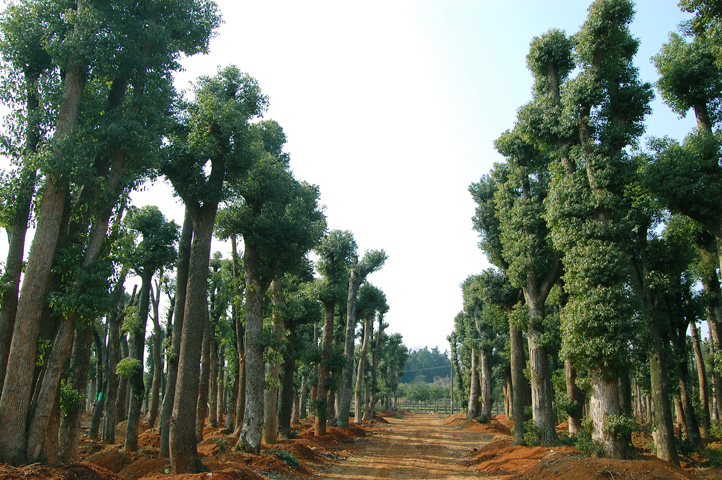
[215,120,326,450]
[337,249,387,428]
[313,230,357,435]
[0,0,219,466]
[354,283,388,422]
[545,0,653,458]
[165,66,266,473]
[122,206,179,452]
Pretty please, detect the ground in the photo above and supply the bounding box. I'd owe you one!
[0,412,720,479]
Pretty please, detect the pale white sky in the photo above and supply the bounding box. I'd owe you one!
[1,1,699,351]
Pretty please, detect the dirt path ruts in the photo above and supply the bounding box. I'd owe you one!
[318,414,501,479]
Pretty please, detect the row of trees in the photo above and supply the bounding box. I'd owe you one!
[0,0,406,474]
[451,0,722,466]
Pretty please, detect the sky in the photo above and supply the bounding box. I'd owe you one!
[0,1,700,351]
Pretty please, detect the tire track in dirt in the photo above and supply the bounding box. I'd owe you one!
[318,413,502,479]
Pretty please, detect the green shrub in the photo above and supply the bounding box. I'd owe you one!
[59,380,85,417]
[523,418,540,446]
[702,446,722,467]
[213,437,231,454]
[267,449,300,469]
[116,357,142,379]
[710,420,722,440]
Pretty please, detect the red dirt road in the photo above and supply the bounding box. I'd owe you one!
[318,414,501,479]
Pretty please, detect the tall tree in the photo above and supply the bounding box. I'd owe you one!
[165,66,266,473]
[313,230,357,435]
[215,120,326,451]
[0,0,219,466]
[122,206,179,452]
[337,249,387,428]
[546,0,652,458]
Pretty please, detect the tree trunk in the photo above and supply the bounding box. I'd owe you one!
[103,276,131,443]
[589,367,625,459]
[467,347,480,420]
[278,324,297,438]
[117,335,130,422]
[237,244,271,453]
[315,301,335,435]
[526,300,557,445]
[480,348,492,421]
[170,205,216,474]
[89,328,106,438]
[338,267,361,428]
[565,359,584,436]
[0,72,41,396]
[299,372,309,421]
[209,328,218,429]
[216,346,224,428]
[195,313,211,442]
[690,321,710,439]
[125,271,152,452]
[159,208,192,457]
[263,278,285,444]
[58,325,94,463]
[148,280,163,428]
[355,316,372,423]
[0,66,86,466]
[509,323,530,446]
[230,236,246,436]
[25,317,74,462]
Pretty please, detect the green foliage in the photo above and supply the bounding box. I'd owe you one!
[35,338,51,367]
[702,446,722,467]
[266,449,300,470]
[116,357,143,379]
[399,347,449,383]
[212,437,231,454]
[710,419,722,440]
[572,417,603,456]
[602,414,637,437]
[523,418,541,446]
[59,380,85,417]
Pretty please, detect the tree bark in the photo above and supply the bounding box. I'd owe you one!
[24,317,74,462]
[58,325,94,464]
[315,301,335,435]
[89,327,106,439]
[147,280,164,428]
[159,208,192,457]
[263,278,285,444]
[509,323,530,446]
[690,321,710,439]
[0,64,86,465]
[0,70,42,395]
[565,359,584,436]
[480,348,492,421]
[355,316,372,423]
[338,266,361,428]
[237,244,272,453]
[170,205,216,474]
[590,367,625,459]
[526,297,558,445]
[195,312,211,442]
[467,348,480,420]
[278,326,297,439]
[125,271,152,452]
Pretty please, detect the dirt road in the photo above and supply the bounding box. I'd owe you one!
[318,414,501,479]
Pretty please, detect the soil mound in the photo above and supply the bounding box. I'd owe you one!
[141,469,262,480]
[0,462,124,480]
[468,440,567,476]
[445,413,512,436]
[515,451,697,480]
